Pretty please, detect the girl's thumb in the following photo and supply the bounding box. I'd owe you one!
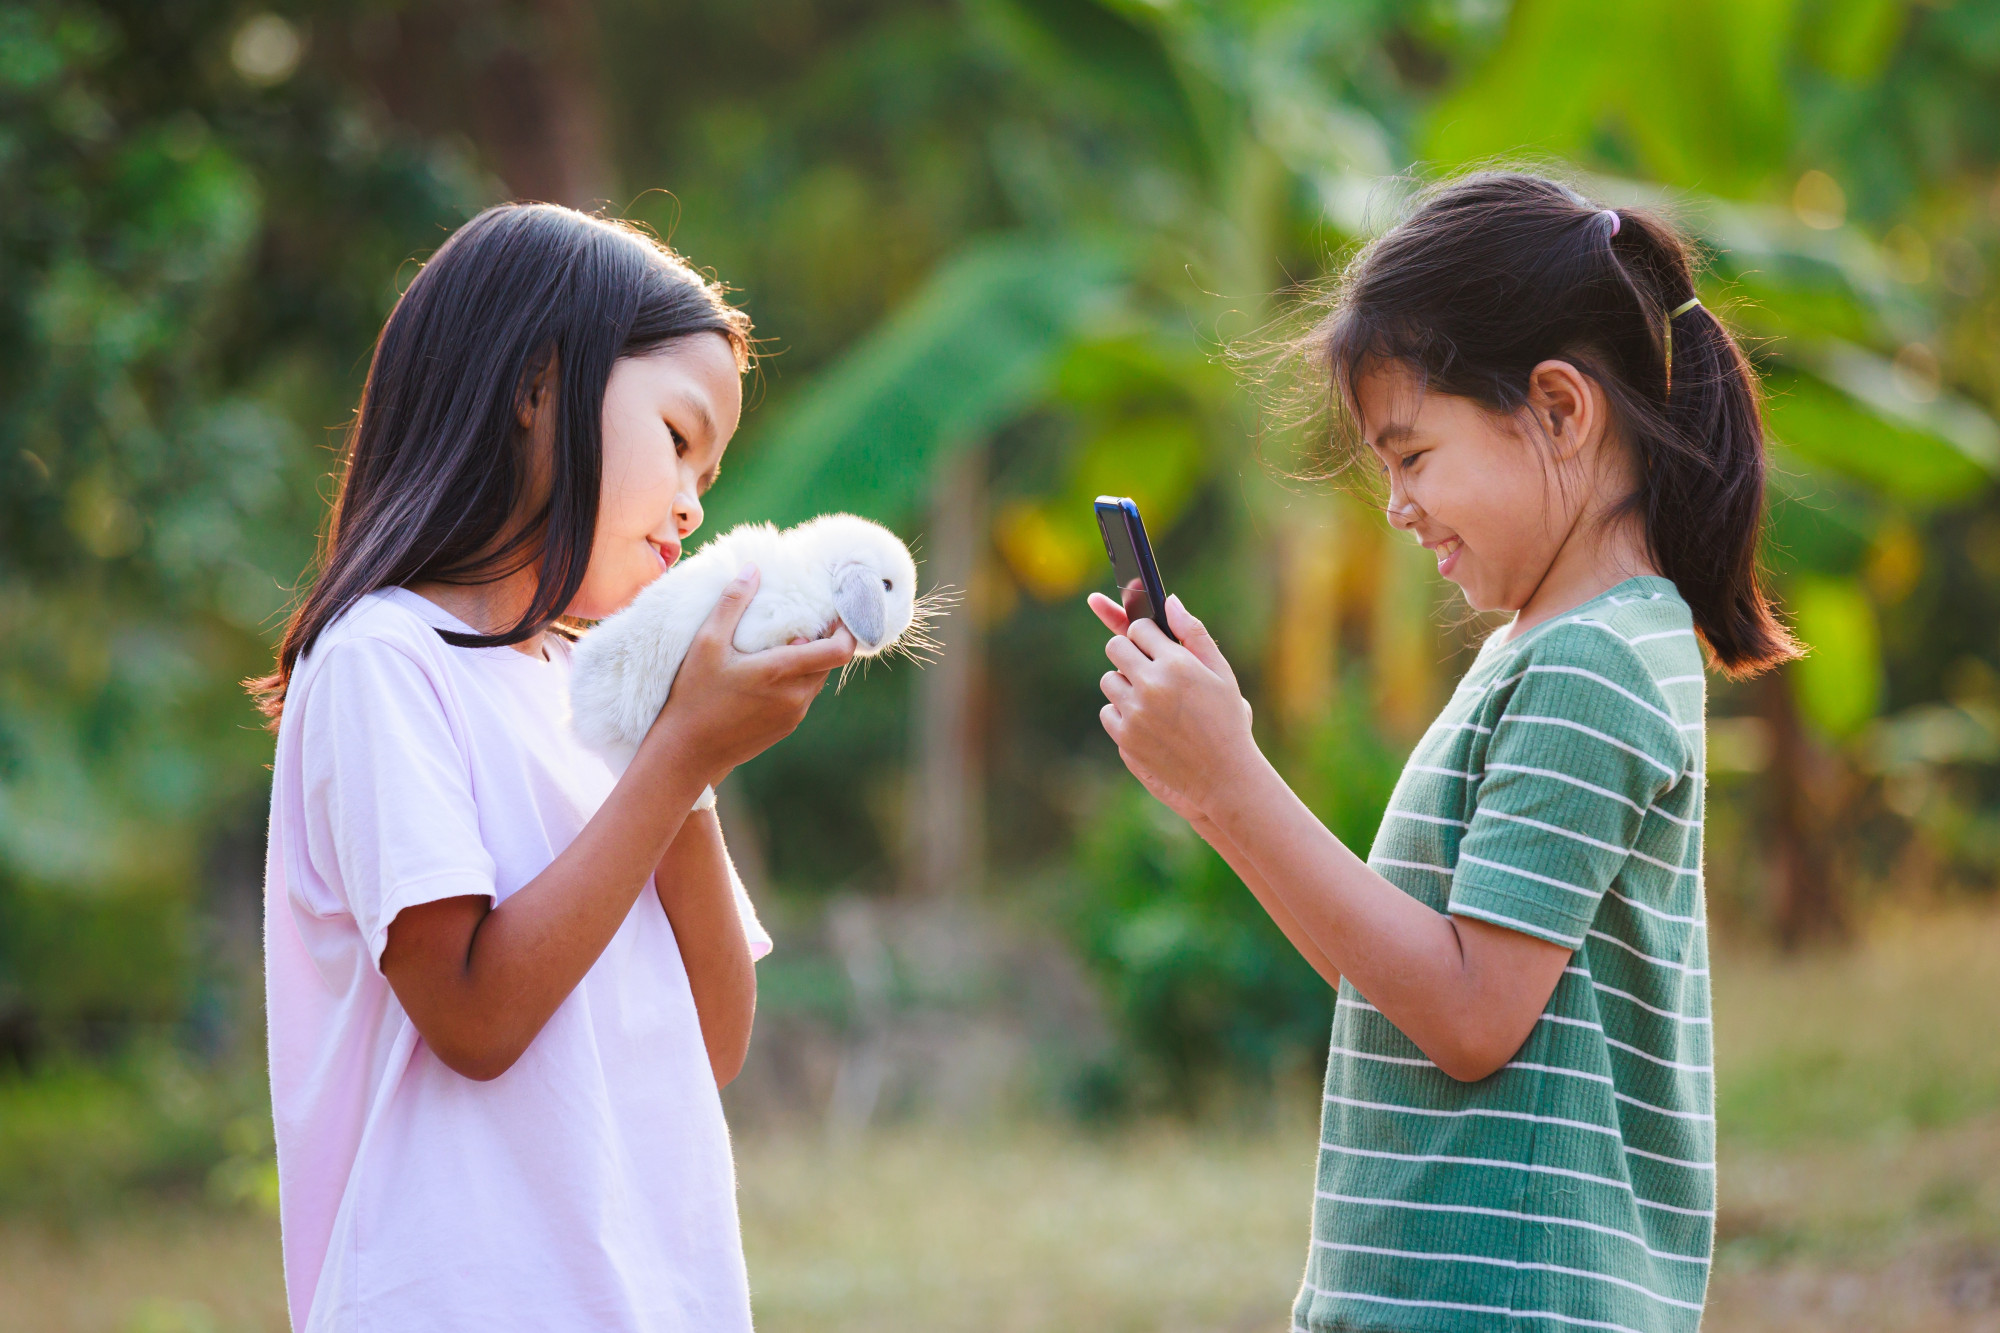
[1166,595,1229,674]
[708,563,759,631]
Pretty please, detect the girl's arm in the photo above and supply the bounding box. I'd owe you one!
[1090,593,1568,1082]
[1190,815,1341,992]
[652,808,755,1086]
[1089,600,1341,990]
[382,569,853,1082]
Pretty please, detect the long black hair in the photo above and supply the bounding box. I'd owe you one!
[249,202,751,726]
[1307,171,1798,676]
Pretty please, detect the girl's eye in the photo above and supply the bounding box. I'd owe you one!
[1400,451,1424,470]
[669,424,689,457]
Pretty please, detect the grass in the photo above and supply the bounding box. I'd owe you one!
[4,905,2000,1332]
[737,1122,1316,1333]
[1712,904,2000,1146]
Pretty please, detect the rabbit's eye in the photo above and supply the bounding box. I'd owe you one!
[882,579,892,590]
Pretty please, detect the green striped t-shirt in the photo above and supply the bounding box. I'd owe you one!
[1295,577,1712,1333]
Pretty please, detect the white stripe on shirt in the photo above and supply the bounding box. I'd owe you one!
[1314,1193,1711,1265]
[1308,1240,1705,1311]
[1587,929,1707,975]
[1497,714,1680,778]
[1316,1141,1716,1216]
[1298,1286,1652,1333]
[1525,664,1681,731]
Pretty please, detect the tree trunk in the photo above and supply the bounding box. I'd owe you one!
[346,0,615,210]
[907,446,985,897]
[1761,665,1846,947]
[475,0,615,207]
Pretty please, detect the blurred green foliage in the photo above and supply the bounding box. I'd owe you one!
[1062,685,1406,1110]
[0,0,482,1046]
[0,1043,268,1223]
[7,0,2000,1200]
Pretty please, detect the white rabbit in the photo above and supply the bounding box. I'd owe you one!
[570,513,943,773]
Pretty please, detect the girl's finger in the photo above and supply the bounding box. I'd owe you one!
[1086,592,1131,636]
[1104,632,1152,677]
[1164,595,1236,684]
[761,626,857,678]
[1099,669,1134,706]
[1124,612,1188,664]
[1098,702,1124,741]
[699,564,761,643]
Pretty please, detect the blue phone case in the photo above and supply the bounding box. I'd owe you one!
[1094,496,1177,643]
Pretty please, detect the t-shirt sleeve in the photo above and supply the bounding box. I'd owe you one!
[729,858,774,962]
[1449,629,1688,949]
[300,636,498,971]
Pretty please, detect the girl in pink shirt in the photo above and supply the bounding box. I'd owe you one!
[248,203,854,1332]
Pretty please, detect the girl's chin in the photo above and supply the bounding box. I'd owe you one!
[570,570,658,621]
[1449,573,1506,613]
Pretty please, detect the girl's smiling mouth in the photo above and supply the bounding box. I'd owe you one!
[649,538,681,572]
[1426,536,1463,577]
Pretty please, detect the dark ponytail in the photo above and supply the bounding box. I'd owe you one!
[246,203,752,727]
[1306,171,1799,676]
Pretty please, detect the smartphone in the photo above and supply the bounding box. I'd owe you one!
[1094,496,1177,643]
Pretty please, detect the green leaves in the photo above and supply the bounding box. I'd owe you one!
[1425,0,1800,194]
[1764,370,1991,505]
[1790,575,1882,736]
[709,234,1130,531]
[1797,0,1910,84]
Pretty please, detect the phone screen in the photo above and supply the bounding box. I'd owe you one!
[1102,516,1157,626]
[1095,499,1169,638]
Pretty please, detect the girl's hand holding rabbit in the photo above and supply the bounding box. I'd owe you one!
[647,562,856,791]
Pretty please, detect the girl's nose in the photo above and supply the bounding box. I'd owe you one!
[1384,480,1420,531]
[675,489,703,537]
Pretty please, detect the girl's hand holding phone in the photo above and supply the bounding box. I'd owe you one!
[648,565,857,786]
[1088,590,1260,823]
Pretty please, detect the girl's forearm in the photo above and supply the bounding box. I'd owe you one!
[384,717,712,1081]
[1191,817,1342,990]
[652,809,756,1086]
[1202,753,1544,1079]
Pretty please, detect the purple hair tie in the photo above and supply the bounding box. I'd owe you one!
[1602,209,1621,237]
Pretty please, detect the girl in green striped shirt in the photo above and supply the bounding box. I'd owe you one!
[1088,173,1797,1333]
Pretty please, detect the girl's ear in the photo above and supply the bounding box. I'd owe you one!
[516,350,560,432]
[1525,359,1600,461]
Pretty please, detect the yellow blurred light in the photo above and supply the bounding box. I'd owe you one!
[232,14,303,86]
[1865,522,1924,605]
[1793,170,1846,230]
[993,500,1097,601]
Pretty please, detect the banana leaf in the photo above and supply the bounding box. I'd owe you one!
[708,234,1130,531]
[1763,368,1992,506]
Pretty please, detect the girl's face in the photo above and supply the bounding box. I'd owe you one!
[571,332,743,621]
[1355,360,1604,615]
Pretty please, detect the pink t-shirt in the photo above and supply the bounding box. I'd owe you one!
[262,587,770,1333]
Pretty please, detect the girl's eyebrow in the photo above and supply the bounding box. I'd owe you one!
[1369,423,1416,450]
[670,391,718,444]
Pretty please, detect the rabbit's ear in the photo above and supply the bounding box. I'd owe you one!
[833,565,887,647]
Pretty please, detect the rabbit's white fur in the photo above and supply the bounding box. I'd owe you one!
[571,514,923,772]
